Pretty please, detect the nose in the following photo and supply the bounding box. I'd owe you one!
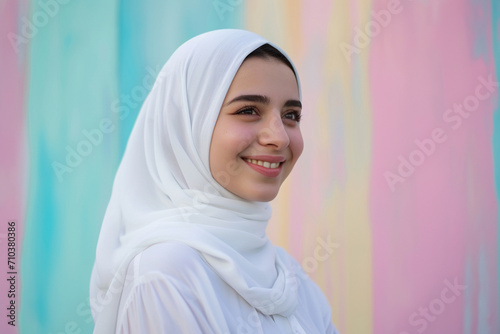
[258,113,290,149]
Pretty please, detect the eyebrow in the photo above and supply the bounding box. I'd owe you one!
[223,94,302,108]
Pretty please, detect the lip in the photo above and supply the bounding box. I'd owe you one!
[242,157,284,178]
[242,155,286,163]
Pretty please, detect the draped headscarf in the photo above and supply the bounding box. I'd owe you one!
[90,29,302,333]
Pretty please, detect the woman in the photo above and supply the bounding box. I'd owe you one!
[90,29,338,333]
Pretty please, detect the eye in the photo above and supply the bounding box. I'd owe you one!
[235,106,259,116]
[283,110,302,122]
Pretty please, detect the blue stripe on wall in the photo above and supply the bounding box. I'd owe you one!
[21,1,120,332]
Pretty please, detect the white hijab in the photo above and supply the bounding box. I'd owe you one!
[90,29,302,333]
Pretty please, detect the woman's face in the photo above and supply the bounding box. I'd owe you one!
[209,56,303,202]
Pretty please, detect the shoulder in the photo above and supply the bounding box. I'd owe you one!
[116,243,231,333]
[120,242,220,308]
[137,242,208,279]
[117,243,229,334]
[119,242,212,304]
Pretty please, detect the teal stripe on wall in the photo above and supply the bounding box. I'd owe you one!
[20,1,120,333]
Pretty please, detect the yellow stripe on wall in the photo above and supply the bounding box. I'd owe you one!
[247,1,374,333]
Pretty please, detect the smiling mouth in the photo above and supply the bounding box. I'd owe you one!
[243,158,282,169]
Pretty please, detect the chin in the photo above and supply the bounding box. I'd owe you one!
[253,194,278,202]
[241,187,280,202]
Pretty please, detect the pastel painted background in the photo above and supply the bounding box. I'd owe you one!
[1,0,498,333]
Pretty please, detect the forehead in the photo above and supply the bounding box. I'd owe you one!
[225,57,299,99]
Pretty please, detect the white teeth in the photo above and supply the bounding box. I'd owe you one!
[245,158,281,169]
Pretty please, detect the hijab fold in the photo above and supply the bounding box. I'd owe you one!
[90,29,302,333]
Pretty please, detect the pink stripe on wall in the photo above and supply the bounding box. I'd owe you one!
[0,1,29,333]
[369,0,498,333]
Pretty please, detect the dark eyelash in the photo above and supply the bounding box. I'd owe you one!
[285,111,302,122]
[295,112,302,122]
[234,106,301,122]
[235,105,258,115]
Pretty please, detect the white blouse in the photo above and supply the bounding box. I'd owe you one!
[116,242,339,334]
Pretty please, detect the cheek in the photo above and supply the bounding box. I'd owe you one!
[210,123,255,167]
[224,125,256,153]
